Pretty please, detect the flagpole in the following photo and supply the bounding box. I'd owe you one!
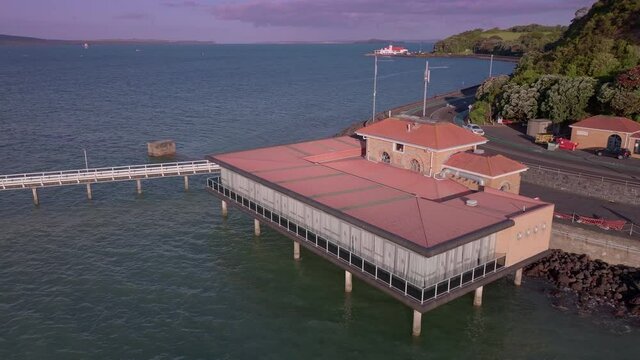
[372,55,378,122]
[422,60,430,117]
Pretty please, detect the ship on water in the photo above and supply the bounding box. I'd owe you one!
[373,44,409,56]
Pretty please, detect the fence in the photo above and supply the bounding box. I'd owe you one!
[523,162,640,190]
[553,211,639,238]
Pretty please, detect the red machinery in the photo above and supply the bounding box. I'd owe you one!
[555,137,578,151]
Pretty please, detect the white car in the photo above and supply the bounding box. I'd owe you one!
[463,123,485,135]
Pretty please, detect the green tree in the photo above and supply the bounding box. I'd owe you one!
[498,83,539,121]
[469,101,491,124]
[539,77,596,122]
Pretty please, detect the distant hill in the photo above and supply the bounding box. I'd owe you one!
[432,24,566,57]
[0,34,216,46]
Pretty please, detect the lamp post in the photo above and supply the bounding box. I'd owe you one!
[372,55,378,122]
[422,60,430,117]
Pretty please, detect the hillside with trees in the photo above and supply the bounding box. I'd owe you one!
[469,0,640,125]
[432,25,566,56]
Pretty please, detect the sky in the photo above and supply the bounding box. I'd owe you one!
[0,0,597,43]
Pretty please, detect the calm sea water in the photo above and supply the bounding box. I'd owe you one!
[0,44,637,359]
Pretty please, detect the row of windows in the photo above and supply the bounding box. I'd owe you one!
[208,177,506,304]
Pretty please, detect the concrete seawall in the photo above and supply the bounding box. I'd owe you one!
[551,222,640,267]
[523,166,640,206]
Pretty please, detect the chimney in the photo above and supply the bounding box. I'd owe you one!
[406,123,411,132]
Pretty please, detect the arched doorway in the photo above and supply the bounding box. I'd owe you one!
[410,159,421,172]
[381,151,390,164]
[607,134,622,150]
[499,182,511,192]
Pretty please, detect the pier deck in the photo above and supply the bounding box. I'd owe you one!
[0,160,219,190]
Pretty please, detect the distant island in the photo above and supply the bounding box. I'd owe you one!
[0,34,217,46]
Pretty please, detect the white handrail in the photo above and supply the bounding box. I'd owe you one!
[0,160,220,189]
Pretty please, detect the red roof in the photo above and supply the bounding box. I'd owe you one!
[443,152,528,178]
[208,136,551,254]
[631,131,640,139]
[356,118,487,151]
[570,115,640,133]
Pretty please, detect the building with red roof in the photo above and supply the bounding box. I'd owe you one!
[205,117,553,335]
[570,115,640,158]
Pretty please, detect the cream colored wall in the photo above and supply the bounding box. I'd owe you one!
[485,173,522,194]
[366,138,434,175]
[570,127,633,150]
[432,146,476,174]
[494,204,554,267]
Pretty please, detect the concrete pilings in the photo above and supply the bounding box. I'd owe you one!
[254,219,261,236]
[221,200,228,217]
[514,268,523,286]
[136,179,142,194]
[31,188,39,206]
[412,310,422,337]
[293,241,300,260]
[184,176,189,191]
[86,183,92,200]
[473,286,483,307]
[345,271,352,293]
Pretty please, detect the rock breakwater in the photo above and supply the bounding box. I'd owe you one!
[525,250,640,317]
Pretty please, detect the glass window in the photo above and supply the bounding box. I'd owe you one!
[410,159,421,172]
[317,237,327,249]
[394,143,404,153]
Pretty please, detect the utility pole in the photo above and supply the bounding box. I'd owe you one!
[489,54,494,78]
[422,60,430,117]
[372,55,378,122]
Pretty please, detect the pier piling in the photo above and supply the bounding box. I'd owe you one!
[254,219,261,236]
[293,241,300,260]
[412,310,422,337]
[473,286,483,307]
[345,271,352,293]
[514,268,523,286]
[86,183,92,200]
[184,176,189,191]
[31,188,39,206]
[221,200,228,217]
[136,179,142,194]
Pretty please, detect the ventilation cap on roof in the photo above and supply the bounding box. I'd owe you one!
[473,148,485,155]
[466,199,478,207]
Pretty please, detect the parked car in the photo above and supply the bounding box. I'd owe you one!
[463,123,485,135]
[595,147,631,159]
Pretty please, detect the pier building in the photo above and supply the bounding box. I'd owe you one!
[206,118,553,336]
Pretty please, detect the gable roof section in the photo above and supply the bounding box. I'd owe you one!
[570,115,640,134]
[443,152,528,178]
[356,118,487,151]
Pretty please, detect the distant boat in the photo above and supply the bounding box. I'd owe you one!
[83,43,89,49]
[373,44,409,56]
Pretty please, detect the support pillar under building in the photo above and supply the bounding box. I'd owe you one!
[184,176,189,191]
[293,241,300,260]
[31,188,39,206]
[412,310,422,337]
[221,200,228,217]
[254,219,261,236]
[473,286,483,307]
[86,183,92,200]
[345,271,352,293]
[514,268,523,286]
[136,179,142,194]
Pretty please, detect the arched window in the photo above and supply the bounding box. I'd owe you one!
[410,159,421,172]
[607,134,622,150]
[381,152,390,164]
[500,182,511,192]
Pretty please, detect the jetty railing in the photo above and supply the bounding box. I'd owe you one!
[1,160,220,190]
[207,176,506,304]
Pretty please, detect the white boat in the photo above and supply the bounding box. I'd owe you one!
[83,43,89,49]
[374,44,409,56]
